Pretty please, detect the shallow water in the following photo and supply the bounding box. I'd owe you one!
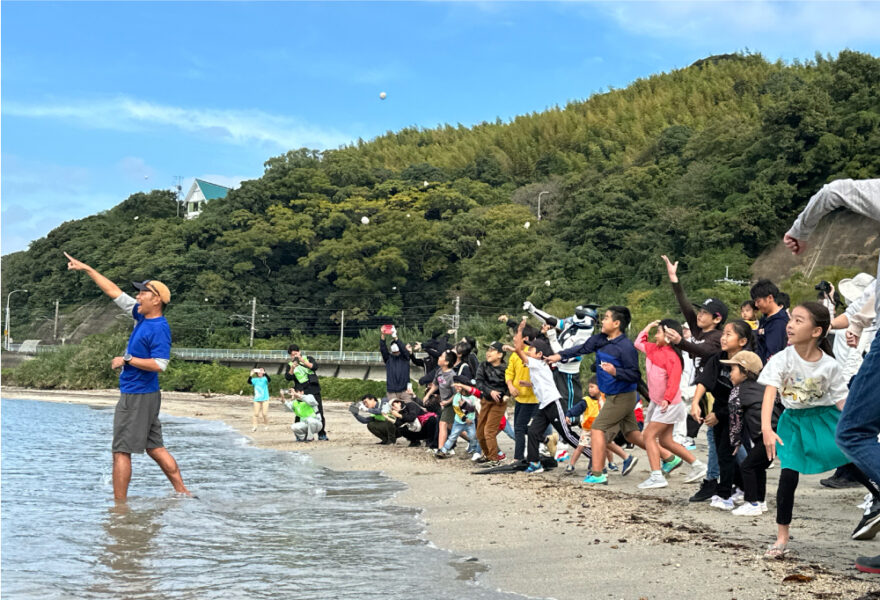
[1,398,528,599]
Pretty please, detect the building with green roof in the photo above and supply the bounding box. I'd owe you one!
[183,178,231,219]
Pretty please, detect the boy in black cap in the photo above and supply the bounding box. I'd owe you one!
[661,255,729,500]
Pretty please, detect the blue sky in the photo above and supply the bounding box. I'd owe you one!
[3,1,879,255]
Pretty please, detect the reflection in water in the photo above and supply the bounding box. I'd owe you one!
[89,502,167,599]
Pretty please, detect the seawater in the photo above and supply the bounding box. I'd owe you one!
[1,398,530,600]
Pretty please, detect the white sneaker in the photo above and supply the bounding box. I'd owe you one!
[759,501,768,513]
[710,496,734,510]
[447,449,455,456]
[859,492,874,511]
[683,460,708,483]
[471,452,483,462]
[732,502,763,516]
[637,473,669,489]
[731,488,745,505]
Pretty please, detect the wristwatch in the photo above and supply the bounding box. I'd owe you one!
[123,353,133,364]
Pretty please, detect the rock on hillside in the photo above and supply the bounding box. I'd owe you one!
[751,210,879,282]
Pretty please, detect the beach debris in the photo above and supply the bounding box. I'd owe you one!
[782,573,815,583]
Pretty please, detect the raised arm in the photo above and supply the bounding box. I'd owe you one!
[785,179,880,253]
[662,255,699,333]
[65,252,128,307]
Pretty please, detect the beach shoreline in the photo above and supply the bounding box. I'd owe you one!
[3,386,878,600]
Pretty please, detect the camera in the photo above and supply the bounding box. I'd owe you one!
[814,280,832,293]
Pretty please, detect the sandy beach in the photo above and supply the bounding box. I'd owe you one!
[4,387,879,600]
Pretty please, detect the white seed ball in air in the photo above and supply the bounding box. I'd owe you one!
[476,240,481,247]
[379,92,387,100]
[524,221,530,229]
[544,280,551,286]
[361,216,370,225]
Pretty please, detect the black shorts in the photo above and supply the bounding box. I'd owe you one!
[112,391,164,453]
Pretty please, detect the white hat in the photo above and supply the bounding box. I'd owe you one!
[839,273,875,304]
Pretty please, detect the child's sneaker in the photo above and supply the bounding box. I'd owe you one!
[661,455,683,474]
[731,502,763,516]
[446,449,456,456]
[607,462,619,472]
[525,461,545,474]
[583,473,608,485]
[471,452,483,462]
[731,488,745,505]
[497,452,506,461]
[563,464,576,475]
[638,472,669,489]
[710,496,734,510]
[683,460,707,483]
[759,501,768,512]
[621,454,639,476]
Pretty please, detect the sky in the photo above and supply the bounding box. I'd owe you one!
[2,1,879,255]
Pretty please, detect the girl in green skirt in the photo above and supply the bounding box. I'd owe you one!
[759,301,880,559]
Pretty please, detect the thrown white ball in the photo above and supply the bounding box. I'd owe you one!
[361,216,370,224]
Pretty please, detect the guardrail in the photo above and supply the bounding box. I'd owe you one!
[172,348,385,363]
[5,344,408,364]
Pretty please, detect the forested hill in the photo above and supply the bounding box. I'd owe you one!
[2,51,878,347]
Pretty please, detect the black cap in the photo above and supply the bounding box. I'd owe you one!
[488,341,505,353]
[524,337,553,357]
[693,298,729,323]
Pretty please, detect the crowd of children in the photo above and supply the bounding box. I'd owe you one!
[341,255,879,564]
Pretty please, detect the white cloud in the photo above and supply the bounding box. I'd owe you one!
[3,97,354,150]
[591,1,880,50]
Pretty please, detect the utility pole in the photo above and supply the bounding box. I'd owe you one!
[339,310,345,357]
[453,295,460,338]
[249,297,256,347]
[53,299,60,342]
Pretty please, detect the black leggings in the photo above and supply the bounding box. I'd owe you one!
[777,464,880,526]
[740,438,770,503]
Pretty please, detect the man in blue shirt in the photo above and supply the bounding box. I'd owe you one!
[65,252,190,502]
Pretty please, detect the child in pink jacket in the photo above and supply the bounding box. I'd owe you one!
[634,319,707,489]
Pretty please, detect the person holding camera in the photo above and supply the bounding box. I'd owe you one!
[247,367,271,432]
[379,325,412,403]
[284,344,328,440]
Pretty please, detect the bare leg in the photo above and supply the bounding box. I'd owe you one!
[658,426,696,463]
[644,422,664,471]
[591,430,607,473]
[570,444,585,467]
[607,442,628,461]
[260,402,269,425]
[146,447,190,495]
[252,402,260,430]
[438,421,449,449]
[113,452,132,502]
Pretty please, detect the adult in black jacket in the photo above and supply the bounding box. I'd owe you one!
[284,344,328,440]
[380,331,412,402]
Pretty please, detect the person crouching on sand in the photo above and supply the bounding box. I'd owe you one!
[284,389,322,442]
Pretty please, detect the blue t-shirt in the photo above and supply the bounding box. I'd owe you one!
[120,305,172,394]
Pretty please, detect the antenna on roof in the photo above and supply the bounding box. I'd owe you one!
[172,176,183,218]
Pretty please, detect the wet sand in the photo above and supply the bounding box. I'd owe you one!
[4,387,879,600]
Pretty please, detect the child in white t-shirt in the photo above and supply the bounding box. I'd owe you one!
[759,302,880,559]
